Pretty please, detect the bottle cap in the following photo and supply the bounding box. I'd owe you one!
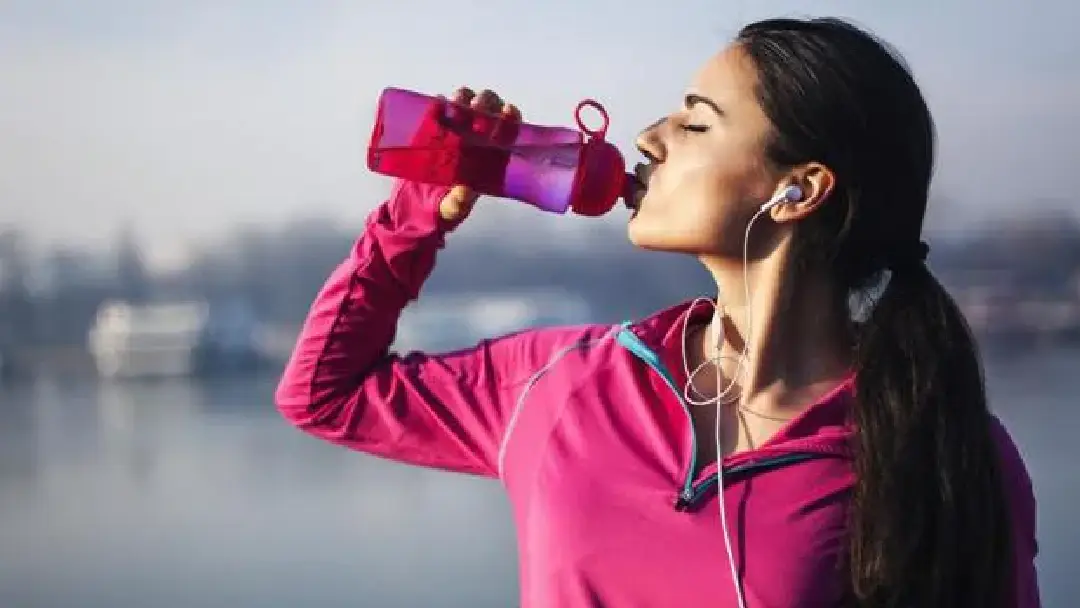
[571,141,625,216]
[569,100,624,216]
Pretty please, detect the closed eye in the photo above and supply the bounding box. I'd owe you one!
[681,124,709,133]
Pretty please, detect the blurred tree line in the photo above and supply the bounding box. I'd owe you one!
[1,208,1079,365]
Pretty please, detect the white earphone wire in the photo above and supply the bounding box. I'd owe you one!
[678,184,795,608]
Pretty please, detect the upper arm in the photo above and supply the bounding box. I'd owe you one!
[307,331,534,477]
[272,176,606,478]
[276,324,597,478]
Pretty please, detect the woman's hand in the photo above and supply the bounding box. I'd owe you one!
[438,87,521,227]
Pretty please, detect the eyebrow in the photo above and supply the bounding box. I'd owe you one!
[684,93,723,117]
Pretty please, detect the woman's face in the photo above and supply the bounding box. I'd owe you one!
[627,44,786,257]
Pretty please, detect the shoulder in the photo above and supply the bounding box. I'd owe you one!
[506,322,619,357]
[494,297,704,385]
[461,322,620,388]
[989,414,1044,605]
[988,415,1035,499]
[988,415,1038,546]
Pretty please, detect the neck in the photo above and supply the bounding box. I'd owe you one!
[696,244,852,411]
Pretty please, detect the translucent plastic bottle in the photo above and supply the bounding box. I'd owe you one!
[366,87,629,216]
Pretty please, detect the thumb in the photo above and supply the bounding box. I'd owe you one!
[438,184,478,226]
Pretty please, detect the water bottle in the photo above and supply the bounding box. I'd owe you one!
[366,87,629,216]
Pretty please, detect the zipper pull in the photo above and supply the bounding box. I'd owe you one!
[673,488,693,512]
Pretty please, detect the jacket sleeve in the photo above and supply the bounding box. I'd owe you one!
[274,179,561,478]
[990,417,1042,608]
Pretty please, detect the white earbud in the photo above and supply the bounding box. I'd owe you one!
[758,184,803,213]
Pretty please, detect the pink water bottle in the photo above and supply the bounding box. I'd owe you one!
[366,87,628,216]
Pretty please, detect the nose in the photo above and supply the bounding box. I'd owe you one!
[635,116,666,164]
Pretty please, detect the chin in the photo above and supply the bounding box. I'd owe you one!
[626,214,712,254]
[626,214,662,250]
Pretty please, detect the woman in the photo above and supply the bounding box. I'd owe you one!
[276,17,1040,607]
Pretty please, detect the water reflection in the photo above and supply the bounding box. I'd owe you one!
[1,376,517,608]
[1,353,1077,607]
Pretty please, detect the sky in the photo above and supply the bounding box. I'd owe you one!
[1,0,1077,269]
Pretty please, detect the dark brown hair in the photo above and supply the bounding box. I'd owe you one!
[737,17,1012,607]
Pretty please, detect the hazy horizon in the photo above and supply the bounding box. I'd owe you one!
[3,0,1078,270]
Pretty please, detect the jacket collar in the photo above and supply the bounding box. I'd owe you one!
[624,299,856,459]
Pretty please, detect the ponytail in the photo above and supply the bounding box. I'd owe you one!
[733,16,1016,606]
[848,261,1013,607]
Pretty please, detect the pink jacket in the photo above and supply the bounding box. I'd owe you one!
[275,179,1041,607]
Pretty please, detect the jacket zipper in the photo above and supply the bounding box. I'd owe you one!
[616,326,699,501]
[671,452,820,511]
[616,326,827,511]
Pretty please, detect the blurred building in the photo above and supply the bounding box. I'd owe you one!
[394,289,593,353]
[88,299,267,380]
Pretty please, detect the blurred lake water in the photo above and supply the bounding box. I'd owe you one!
[1,351,1076,607]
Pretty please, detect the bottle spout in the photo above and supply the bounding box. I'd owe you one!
[620,173,636,202]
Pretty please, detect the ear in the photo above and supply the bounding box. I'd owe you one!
[769,162,835,223]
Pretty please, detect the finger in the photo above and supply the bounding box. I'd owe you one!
[447,183,478,207]
[491,103,521,144]
[446,87,475,128]
[470,90,502,138]
[472,89,502,114]
[501,103,521,122]
[439,184,477,225]
[450,86,475,105]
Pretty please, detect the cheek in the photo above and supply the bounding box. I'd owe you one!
[628,144,766,253]
[649,150,748,223]
[652,153,725,200]
[630,172,740,252]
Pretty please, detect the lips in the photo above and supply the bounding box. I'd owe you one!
[624,162,653,211]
